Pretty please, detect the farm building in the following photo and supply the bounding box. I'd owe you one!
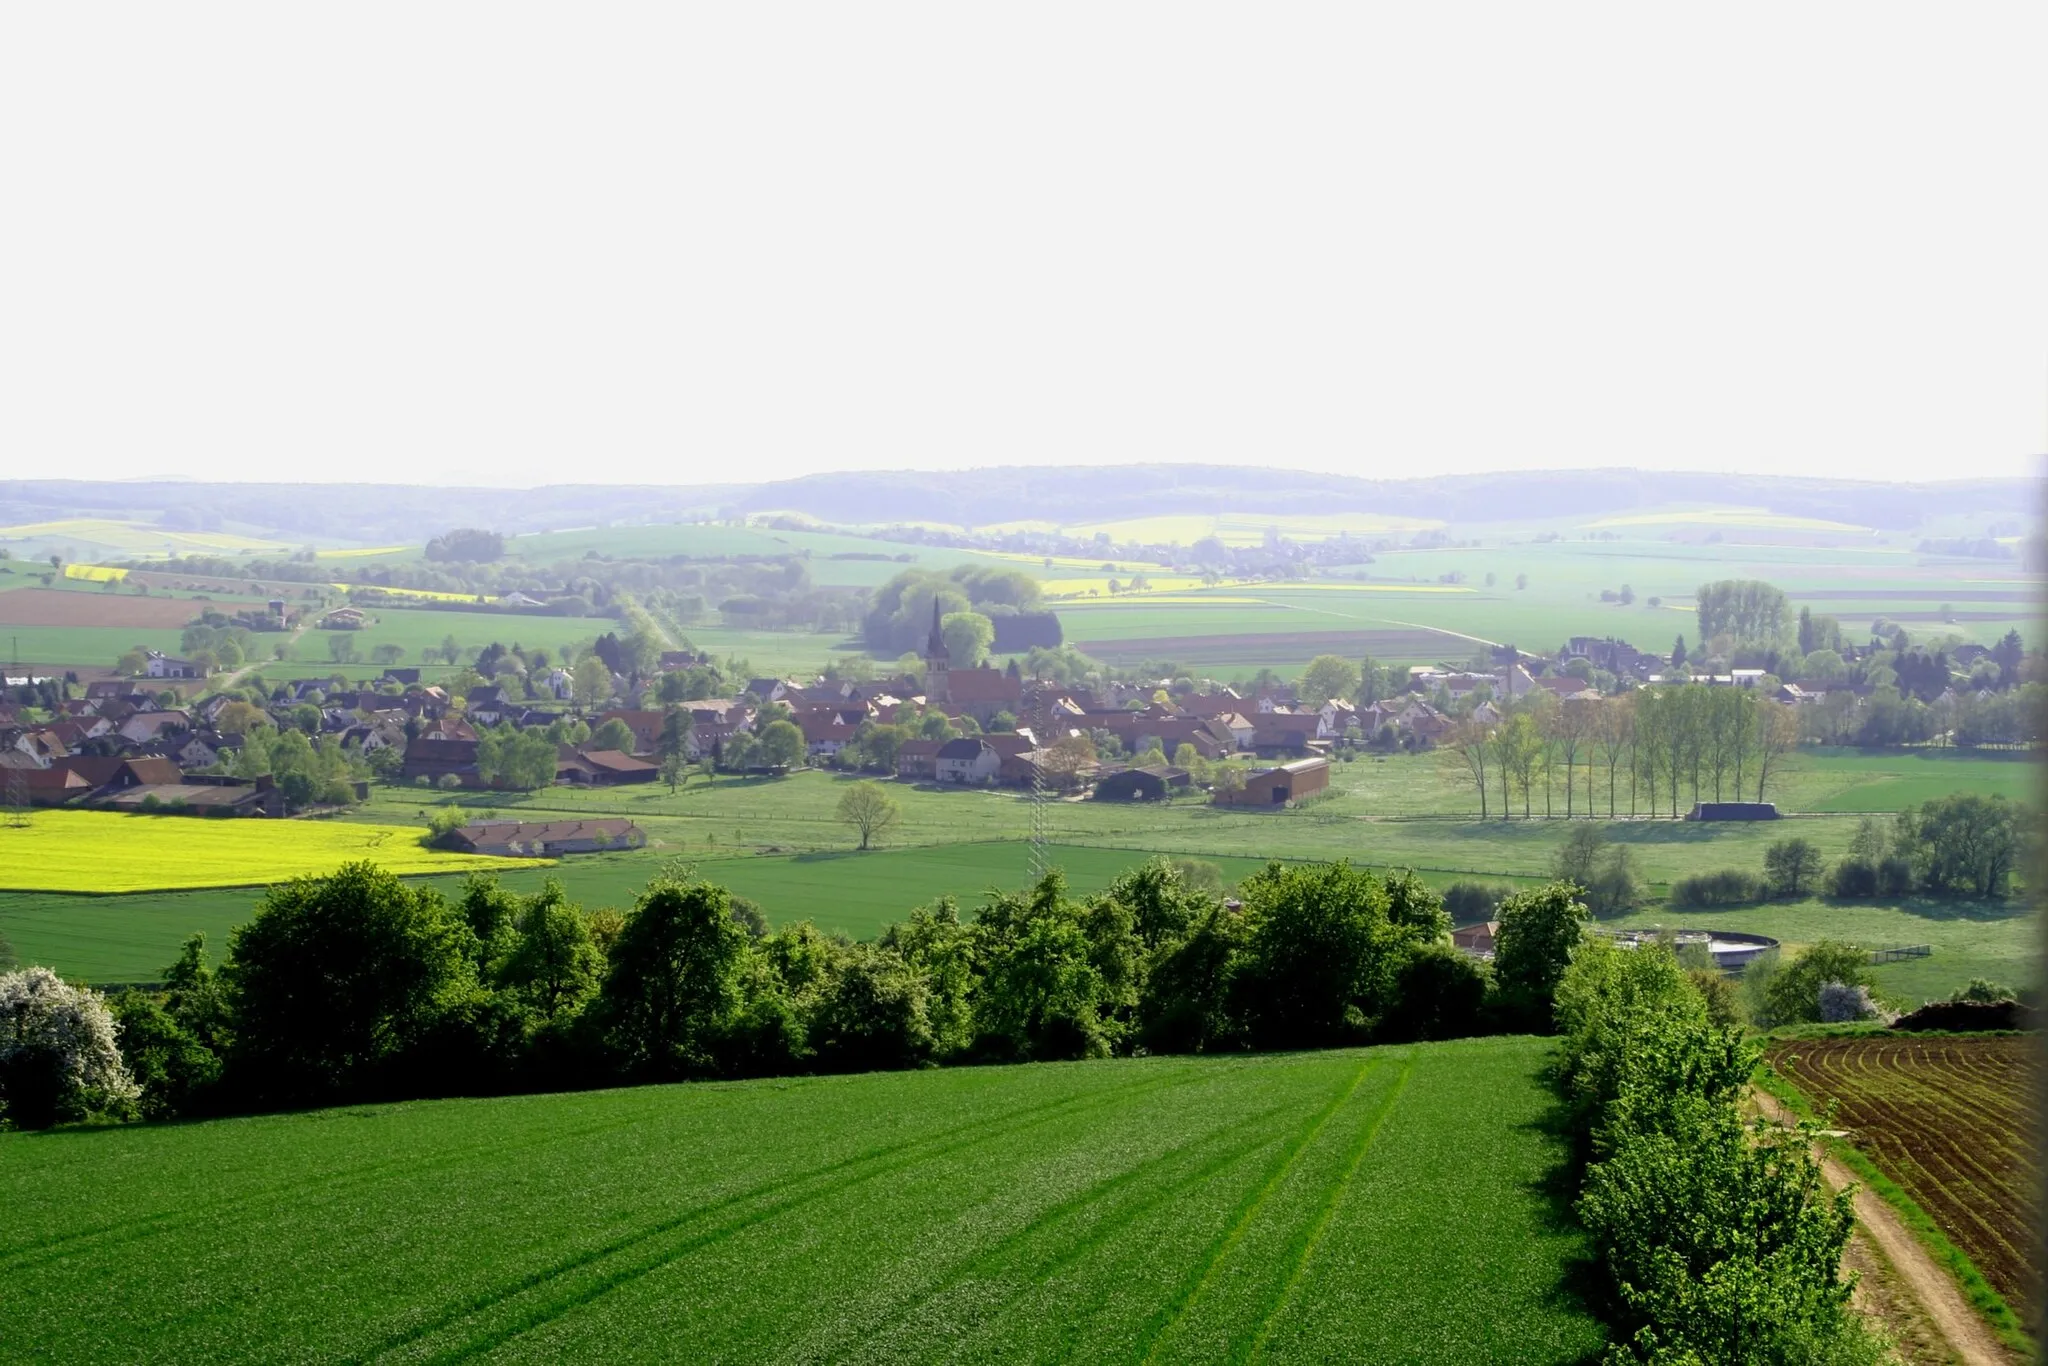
[1451,921,1498,957]
[95,775,284,818]
[1244,714,1325,759]
[894,738,941,781]
[400,736,482,787]
[554,747,658,785]
[1685,801,1781,821]
[447,818,645,857]
[1213,757,1330,808]
[1093,765,1190,801]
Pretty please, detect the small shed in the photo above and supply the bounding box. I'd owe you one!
[1685,802,1781,821]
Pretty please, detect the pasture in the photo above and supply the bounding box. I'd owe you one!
[291,605,629,668]
[4,743,2025,990]
[0,1037,1604,1364]
[0,810,549,895]
[1768,1035,2039,1339]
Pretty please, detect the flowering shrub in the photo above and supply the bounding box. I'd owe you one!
[0,967,139,1129]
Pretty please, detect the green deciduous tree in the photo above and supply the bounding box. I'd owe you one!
[594,879,747,1080]
[1762,940,1873,1027]
[1897,793,2024,898]
[757,718,805,771]
[1233,861,1402,1050]
[1295,654,1360,707]
[1762,837,1823,898]
[1490,882,1588,1030]
[837,779,901,850]
[940,611,995,668]
[222,862,485,1105]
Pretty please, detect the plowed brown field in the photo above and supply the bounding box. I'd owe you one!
[1769,1035,2039,1333]
[0,588,201,629]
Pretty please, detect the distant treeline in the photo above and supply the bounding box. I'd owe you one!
[2,469,2030,547]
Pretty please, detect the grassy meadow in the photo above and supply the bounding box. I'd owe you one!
[0,1036,1604,1364]
[3,746,2030,998]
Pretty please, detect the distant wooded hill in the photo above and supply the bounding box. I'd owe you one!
[0,467,2027,547]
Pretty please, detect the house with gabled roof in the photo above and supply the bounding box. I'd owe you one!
[935,737,1002,784]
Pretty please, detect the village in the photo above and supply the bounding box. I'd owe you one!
[5,586,1931,841]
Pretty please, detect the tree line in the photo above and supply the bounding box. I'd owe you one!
[1444,685,1800,819]
[1555,937,1887,1363]
[1,859,1602,1128]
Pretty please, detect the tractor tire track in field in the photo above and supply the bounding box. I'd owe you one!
[1133,1056,1385,1364]
[780,1100,1301,1364]
[372,1068,1208,1363]
[1243,1061,1414,1364]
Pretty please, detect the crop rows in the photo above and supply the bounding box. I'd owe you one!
[1768,1035,2040,1330]
[0,1038,1602,1363]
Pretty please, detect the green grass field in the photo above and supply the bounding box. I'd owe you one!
[1,743,2024,987]
[0,623,189,667]
[0,1036,1603,1363]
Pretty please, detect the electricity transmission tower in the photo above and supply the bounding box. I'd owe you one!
[1028,764,1052,882]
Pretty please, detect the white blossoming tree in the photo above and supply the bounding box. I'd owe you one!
[0,967,139,1129]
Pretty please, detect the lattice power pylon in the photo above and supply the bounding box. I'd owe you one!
[1027,765,1052,882]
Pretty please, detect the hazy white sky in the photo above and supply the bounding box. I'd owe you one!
[3,5,2042,488]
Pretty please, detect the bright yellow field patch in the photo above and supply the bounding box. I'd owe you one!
[316,545,415,560]
[0,519,289,554]
[1059,595,1274,607]
[338,584,485,603]
[0,810,551,893]
[1581,507,1872,534]
[1040,575,1214,599]
[61,563,129,583]
[971,549,1178,573]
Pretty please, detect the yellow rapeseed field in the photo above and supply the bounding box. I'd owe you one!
[0,811,550,893]
[61,564,129,583]
[336,584,484,603]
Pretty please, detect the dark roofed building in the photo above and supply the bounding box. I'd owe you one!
[555,747,658,785]
[446,818,646,857]
[1093,765,1189,802]
[1686,801,1781,821]
[401,736,483,787]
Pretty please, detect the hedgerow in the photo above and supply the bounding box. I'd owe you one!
[1552,938,1890,1363]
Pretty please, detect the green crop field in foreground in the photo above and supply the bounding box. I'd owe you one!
[0,1037,1602,1364]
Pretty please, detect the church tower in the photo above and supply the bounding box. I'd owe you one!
[923,597,950,703]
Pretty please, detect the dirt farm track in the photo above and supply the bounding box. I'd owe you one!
[1769,1035,2040,1334]
[0,588,203,630]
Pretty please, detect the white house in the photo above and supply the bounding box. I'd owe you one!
[934,737,1002,784]
[144,651,200,679]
